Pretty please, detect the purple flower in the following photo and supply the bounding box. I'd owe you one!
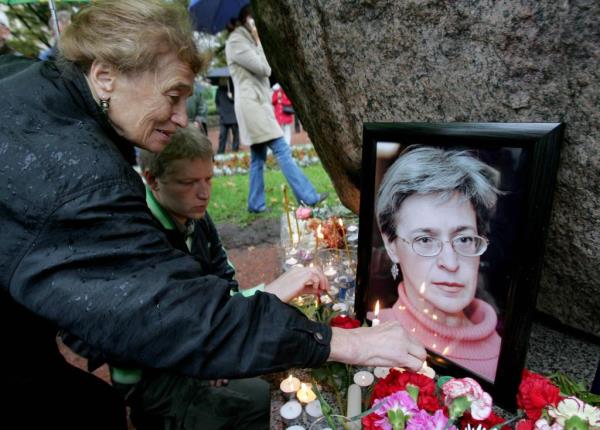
[406,410,457,430]
[373,391,419,430]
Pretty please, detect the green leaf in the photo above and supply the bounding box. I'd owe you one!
[406,384,420,403]
[448,396,471,420]
[564,415,589,430]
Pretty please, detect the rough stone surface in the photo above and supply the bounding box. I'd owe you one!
[254,0,600,336]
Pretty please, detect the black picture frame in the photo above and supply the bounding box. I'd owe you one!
[356,122,564,410]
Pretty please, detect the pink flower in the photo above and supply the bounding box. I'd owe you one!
[407,410,457,430]
[373,391,419,430]
[534,418,563,430]
[442,377,492,420]
[296,206,312,220]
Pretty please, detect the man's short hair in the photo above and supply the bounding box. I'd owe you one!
[139,126,214,178]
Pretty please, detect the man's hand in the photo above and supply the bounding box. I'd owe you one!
[264,266,329,303]
[209,379,229,387]
[328,321,426,371]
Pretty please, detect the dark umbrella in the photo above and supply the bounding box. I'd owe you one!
[188,0,249,35]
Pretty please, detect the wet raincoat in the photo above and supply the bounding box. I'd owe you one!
[0,61,331,390]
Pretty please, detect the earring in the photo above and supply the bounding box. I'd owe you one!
[100,98,110,114]
[390,263,399,280]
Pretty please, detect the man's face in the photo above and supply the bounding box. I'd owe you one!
[150,157,213,225]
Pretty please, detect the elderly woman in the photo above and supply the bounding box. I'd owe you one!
[375,146,502,381]
[0,1,425,428]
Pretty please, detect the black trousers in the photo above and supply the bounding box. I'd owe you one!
[217,123,240,154]
[4,360,127,430]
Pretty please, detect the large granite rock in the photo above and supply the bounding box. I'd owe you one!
[253,0,600,336]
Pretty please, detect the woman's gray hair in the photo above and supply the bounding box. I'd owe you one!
[376,145,502,242]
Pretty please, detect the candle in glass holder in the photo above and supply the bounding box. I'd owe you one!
[353,370,374,387]
[305,399,323,422]
[296,383,317,404]
[280,374,301,399]
[280,399,302,423]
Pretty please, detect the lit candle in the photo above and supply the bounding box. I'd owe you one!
[353,370,374,387]
[294,211,302,241]
[305,399,323,422]
[418,362,436,379]
[371,300,380,327]
[314,225,323,255]
[323,265,337,278]
[374,367,391,379]
[296,383,317,404]
[338,219,352,263]
[285,257,298,266]
[346,383,362,419]
[280,399,302,423]
[280,374,301,399]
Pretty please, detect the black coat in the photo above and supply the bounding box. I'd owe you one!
[215,85,237,125]
[0,61,331,388]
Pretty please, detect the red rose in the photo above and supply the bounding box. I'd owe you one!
[461,411,511,430]
[515,419,535,430]
[370,369,440,413]
[330,315,360,329]
[516,369,561,420]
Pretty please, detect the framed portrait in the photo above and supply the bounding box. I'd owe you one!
[355,122,564,409]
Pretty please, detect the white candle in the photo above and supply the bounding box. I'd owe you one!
[418,362,436,379]
[346,383,362,419]
[285,257,298,266]
[353,370,374,387]
[280,375,301,398]
[305,399,323,420]
[285,426,306,430]
[371,300,380,327]
[374,367,391,379]
[296,383,317,404]
[280,400,302,422]
[323,265,337,278]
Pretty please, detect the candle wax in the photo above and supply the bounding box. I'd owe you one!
[280,375,301,393]
[305,399,323,418]
[353,370,374,387]
[280,400,302,420]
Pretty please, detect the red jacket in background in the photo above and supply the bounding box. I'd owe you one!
[272,87,294,125]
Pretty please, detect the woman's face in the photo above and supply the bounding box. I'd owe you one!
[383,192,480,319]
[106,53,195,152]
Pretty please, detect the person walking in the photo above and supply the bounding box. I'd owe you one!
[215,77,239,153]
[225,5,328,213]
[272,83,294,145]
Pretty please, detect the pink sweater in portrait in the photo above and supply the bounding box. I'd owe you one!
[377,283,501,381]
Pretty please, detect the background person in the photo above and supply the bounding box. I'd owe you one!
[225,5,328,213]
[373,145,503,381]
[39,10,71,61]
[187,79,209,134]
[272,82,294,145]
[215,77,239,153]
[0,1,426,428]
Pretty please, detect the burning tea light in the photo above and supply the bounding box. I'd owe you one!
[371,300,380,327]
[374,367,391,379]
[296,383,317,404]
[418,362,436,379]
[280,375,301,398]
[280,400,302,422]
[353,370,374,387]
[323,265,337,278]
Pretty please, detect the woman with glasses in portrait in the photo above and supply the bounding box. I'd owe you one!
[374,145,503,381]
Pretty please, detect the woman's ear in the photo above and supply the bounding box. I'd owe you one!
[382,234,400,264]
[88,60,117,100]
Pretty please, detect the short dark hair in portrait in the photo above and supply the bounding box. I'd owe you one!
[356,122,564,410]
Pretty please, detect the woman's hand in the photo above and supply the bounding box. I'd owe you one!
[328,321,427,371]
[245,17,260,44]
[264,266,329,303]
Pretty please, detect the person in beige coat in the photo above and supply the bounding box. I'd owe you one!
[225,5,327,213]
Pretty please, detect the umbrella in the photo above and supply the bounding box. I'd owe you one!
[0,0,87,40]
[206,66,230,85]
[188,0,249,35]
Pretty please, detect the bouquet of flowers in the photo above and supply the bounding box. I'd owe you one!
[358,367,600,430]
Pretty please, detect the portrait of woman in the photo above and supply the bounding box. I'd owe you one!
[372,145,503,381]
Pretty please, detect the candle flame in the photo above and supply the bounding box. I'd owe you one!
[287,375,293,383]
[338,219,344,227]
[300,382,307,390]
[374,300,380,317]
[442,346,450,355]
[317,225,324,239]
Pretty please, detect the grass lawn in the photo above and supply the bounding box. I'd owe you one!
[209,164,339,226]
